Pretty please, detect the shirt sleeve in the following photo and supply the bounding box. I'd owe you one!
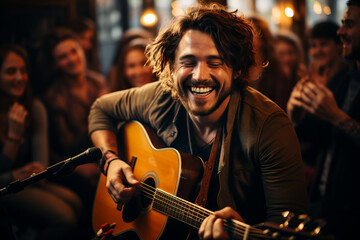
[258,111,308,222]
[88,81,163,136]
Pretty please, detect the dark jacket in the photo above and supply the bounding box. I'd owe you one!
[89,81,308,224]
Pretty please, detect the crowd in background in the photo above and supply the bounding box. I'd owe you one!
[0,1,359,239]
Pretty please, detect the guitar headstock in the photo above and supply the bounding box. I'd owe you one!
[255,211,335,240]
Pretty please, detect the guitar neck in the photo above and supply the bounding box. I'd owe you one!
[150,188,267,240]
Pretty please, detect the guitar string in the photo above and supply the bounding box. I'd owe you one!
[138,182,270,239]
[138,184,268,240]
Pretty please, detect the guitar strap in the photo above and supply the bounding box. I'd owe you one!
[195,126,222,207]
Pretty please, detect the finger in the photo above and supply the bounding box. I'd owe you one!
[107,180,124,203]
[122,166,139,186]
[315,83,333,97]
[213,207,244,222]
[199,215,210,238]
[213,218,229,240]
[204,215,216,240]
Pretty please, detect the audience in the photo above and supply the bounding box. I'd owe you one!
[108,37,154,91]
[108,28,155,91]
[0,44,81,240]
[289,21,349,187]
[308,21,347,85]
[274,29,307,86]
[248,16,294,111]
[39,27,108,239]
[287,1,360,238]
[67,17,99,71]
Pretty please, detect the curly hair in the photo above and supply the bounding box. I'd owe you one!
[145,3,255,99]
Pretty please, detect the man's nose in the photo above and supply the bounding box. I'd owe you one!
[337,25,345,37]
[193,62,210,81]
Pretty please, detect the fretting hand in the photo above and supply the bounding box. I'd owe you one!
[198,206,244,240]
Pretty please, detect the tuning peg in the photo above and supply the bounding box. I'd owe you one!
[295,214,311,231]
[281,211,295,228]
[311,218,327,235]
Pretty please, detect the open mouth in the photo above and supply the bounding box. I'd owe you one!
[341,38,351,47]
[189,86,215,96]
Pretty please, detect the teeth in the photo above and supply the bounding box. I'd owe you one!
[190,87,213,95]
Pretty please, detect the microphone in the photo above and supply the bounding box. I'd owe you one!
[48,147,103,175]
[0,147,102,196]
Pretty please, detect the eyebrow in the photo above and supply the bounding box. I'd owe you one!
[179,54,222,61]
[342,18,355,25]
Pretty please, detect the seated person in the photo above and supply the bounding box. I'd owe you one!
[0,44,81,240]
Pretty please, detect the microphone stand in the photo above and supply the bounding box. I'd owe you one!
[0,159,77,197]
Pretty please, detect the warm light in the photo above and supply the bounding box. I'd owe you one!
[313,1,322,14]
[141,9,158,27]
[171,1,184,16]
[324,5,331,15]
[272,6,281,24]
[272,6,281,18]
[285,7,294,18]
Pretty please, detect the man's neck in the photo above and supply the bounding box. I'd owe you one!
[188,96,229,146]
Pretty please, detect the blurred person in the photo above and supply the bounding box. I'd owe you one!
[287,1,360,238]
[67,17,99,71]
[307,21,347,85]
[248,16,294,111]
[289,21,348,186]
[108,38,155,92]
[274,30,307,86]
[40,27,108,239]
[0,44,81,240]
[108,28,155,91]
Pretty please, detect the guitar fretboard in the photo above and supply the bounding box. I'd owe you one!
[153,188,210,229]
[149,187,268,240]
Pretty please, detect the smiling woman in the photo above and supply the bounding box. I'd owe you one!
[39,27,109,239]
[0,44,82,240]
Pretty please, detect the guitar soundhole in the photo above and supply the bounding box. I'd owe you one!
[141,177,155,209]
[122,176,156,223]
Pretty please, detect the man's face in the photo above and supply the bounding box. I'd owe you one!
[53,39,86,77]
[173,30,233,116]
[338,5,360,60]
[308,38,341,68]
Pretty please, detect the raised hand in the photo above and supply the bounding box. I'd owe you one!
[299,81,346,125]
[8,102,28,141]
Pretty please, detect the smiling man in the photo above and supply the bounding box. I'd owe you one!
[89,3,307,240]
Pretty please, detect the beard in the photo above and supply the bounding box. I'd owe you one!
[174,76,232,116]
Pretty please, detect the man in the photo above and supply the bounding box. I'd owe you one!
[89,3,307,239]
[289,21,348,187]
[287,0,360,239]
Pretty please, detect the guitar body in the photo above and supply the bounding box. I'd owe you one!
[92,121,204,240]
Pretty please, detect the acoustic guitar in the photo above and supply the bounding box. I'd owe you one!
[92,121,332,240]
